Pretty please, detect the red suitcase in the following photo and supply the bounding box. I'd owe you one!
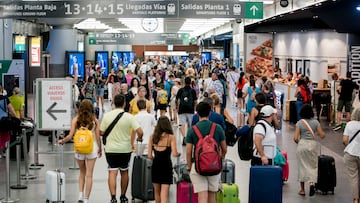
[281,151,289,181]
[176,181,198,203]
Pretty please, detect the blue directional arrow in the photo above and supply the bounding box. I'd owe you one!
[46,102,66,120]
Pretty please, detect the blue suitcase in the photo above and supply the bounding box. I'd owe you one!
[249,166,282,203]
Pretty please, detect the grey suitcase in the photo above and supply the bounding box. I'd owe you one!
[131,145,154,201]
[221,159,235,184]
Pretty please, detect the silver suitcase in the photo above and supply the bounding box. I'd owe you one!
[221,159,235,184]
[45,170,65,203]
[46,144,65,203]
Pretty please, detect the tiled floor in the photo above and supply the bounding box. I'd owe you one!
[0,96,353,203]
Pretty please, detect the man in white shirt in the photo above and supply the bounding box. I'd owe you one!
[134,100,156,155]
[140,62,149,75]
[252,105,280,166]
[127,61,136,74]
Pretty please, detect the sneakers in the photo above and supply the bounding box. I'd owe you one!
[120,196,128,203]
[333,124,342,131]
[110,199,117,203]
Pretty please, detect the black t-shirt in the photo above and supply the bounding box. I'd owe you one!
[176,86,197,114]
[339,79,359,101]
[122,92,134,112]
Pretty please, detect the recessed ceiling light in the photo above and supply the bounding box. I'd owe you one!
[357,6,360,11]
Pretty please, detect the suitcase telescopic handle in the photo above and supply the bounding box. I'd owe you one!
[136,140,142,156]
[262,144,276,166]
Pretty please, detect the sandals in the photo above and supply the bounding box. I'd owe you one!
[309,185,315,196]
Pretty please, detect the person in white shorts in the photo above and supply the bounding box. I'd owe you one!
[59,99,102,203]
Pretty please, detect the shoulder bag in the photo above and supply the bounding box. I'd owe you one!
[102,112,124,145]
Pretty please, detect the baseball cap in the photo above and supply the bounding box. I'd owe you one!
[260,105,277,117]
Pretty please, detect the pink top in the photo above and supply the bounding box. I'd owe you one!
[126,74,133,87]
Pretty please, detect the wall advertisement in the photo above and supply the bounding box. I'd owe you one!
[245,33,273,77]
[30,37,41,67]
[349,34,360,86]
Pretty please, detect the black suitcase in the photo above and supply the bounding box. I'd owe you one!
[131,154,155,201]
[104,89,108,100]
[94,107,99,119]
[290,100,297,124]
[315,155,336,194]
[221,159,235,184]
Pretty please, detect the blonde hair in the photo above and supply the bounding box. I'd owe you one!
[351,106,360,121]
[210,93,220,106]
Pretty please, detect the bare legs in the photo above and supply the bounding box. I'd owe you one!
[76,158,97,200]
[198,191,216,203]
[153,183,170,203]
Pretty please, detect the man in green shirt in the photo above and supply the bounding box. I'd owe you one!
[185,102,227,203]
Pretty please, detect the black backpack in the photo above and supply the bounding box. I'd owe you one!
[265,92,275,108]
[179,88,194,110]
[254,105,264,122]
[238,121,266,161]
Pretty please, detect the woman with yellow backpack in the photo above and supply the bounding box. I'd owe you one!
[59,99,102,203]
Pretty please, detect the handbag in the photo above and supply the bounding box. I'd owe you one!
[0,98,20,132]
[0,117,21,132]
[102,111,124,145]
[274,147,286,166]
[224,120,238,146]
[220,108,238,146]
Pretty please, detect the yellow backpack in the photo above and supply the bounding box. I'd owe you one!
[158,90,168,105]
[73,127,94,154]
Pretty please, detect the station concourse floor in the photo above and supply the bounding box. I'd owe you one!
[0,96,353,203]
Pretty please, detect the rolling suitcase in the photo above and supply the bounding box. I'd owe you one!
[289,100,297,124]
[45,170,66,203]
[249,166,283,203]
[131,143,154,201]
[94,107,100,119]
[216,183,240,203]
[281,151,289,181]
[177,181,198,203]
[45,145,65,203]
[221,159,235,184]
[176,157,198,203]
[315,154,336,194]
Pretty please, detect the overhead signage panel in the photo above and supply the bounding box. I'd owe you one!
[89,33,185,45]
[179,1,244,18]
[0,1,263,19]
[0,0,178,18]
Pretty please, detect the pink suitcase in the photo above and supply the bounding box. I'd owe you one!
[176,181,198,203]
[281,151,289,181]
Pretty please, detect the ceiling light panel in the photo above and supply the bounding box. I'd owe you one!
[178,18,232,38]
[74,18,110,30]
